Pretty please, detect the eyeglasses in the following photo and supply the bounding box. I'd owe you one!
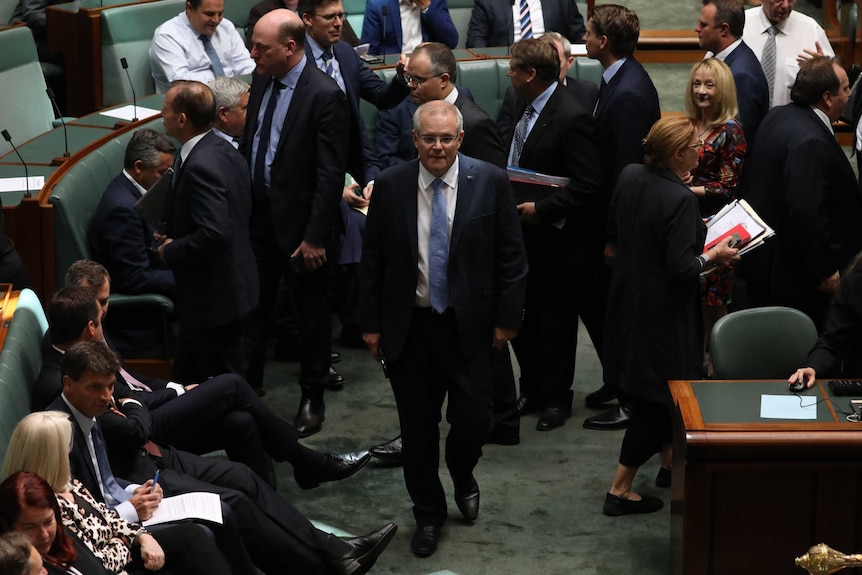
[768,0,795,6]
[687,139,705,150]
[315,11,347,22]
[404,73,443,86]
[417,135,458,146]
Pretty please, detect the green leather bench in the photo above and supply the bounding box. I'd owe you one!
[0,288,48,467]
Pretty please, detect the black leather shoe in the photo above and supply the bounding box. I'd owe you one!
[486,425,520,446]
[453,476,480,521]
[331,351,341,363]
[582,405,632,431]
[339,522,397,575]
[369,436,402,464]
[655,467,671,488]
[294,450,371,490]
[327,365,345,390]
[602,493,663,516]
[584,384,617,408]
[294,396,325,438]
[536,404,572,431]
[410,526,440,558]
[516,395,537,415]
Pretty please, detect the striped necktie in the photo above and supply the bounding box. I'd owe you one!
[762,26,778,107]
[513,103,534,165]
[429,178,449,313]
[519,0,532,40]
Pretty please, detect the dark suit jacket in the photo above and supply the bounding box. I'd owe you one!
[723,40,769,144]
[243,62,349,254]
[496,76,597,138]
[453,91,507,168]
[90,173,176,298]
[742,103,862,305]
[359,154,528,362]
[361,0,458,56]
[163,132,258,331]
[806,270,862,377]
[466,0,585,48]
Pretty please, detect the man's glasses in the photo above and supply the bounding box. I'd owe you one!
[315,11,347,22]
[417,135,458,146]
[404,73,443,86]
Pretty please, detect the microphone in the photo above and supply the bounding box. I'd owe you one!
[508,0,515,56]
[381,5,388,62]
[120,58,138,122]
[46,87,70,165]
[2,130,31,198]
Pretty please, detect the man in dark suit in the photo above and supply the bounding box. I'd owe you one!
[35,281,371,491]
[155,81,258,384]
[359,101,528,557]
[496,31,598,136]
[243,9,348,437]
[696,0,769,143]
[466,0,585,48]
[498,38,601,432]
[88,129,178,357]
[361,0,458,57]
[246,0,361,48]
[48,340,397,575]
[743,56,862,331]
[581,4,660,431]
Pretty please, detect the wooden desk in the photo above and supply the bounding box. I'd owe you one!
[670,379,862,575]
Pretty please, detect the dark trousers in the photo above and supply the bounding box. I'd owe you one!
[173,317,245,384]
[157,447,349,575]
[618,398,671,468]
[129,523,231,575]
[389,307,493,528]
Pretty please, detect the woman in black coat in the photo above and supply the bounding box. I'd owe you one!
[602,115,739,516]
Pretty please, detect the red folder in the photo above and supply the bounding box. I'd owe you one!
[704,223,750,253]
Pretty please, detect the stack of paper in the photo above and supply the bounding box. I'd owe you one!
[701,199,775,275]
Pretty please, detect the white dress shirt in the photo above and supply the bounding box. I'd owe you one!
[415,157,458,307]
[399,0,423,53]
[742,7,833,108]
[511,0,546,43]
[149,12,255,93]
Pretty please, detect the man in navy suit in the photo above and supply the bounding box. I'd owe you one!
[581,4,660,431]
[359,101,528,557]
[156,81,259,384]
[696,0,769,143]
[361,0,458,56]
[466,0,585,48]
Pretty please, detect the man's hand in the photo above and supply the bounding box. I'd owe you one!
[292,241,327,271]
[362,332,381,359]
[492,327,517,350]
[818,271,840,294]
[412,0,430,11]
[129,480,163,521]
[516,202,539,224]
[343,183,370,209]
[797,41,824,64]
[183,383,199,391]
[137,533,166,571]
[155,236,173,260]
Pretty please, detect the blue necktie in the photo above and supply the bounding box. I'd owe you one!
[91,422,132,504]
[253,79,285,197]
[429,178,449,313]
[321,50,334,77]
[200,35,225,77]
[519,0,532,40]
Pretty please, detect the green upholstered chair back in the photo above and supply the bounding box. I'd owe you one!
[710,306,819,380]
[447,0,473,49]
[223,0,258,38]
[0,288,48,467]
[101,0,185,106]
[0,26,56,144]
[343,0,365,40]
[457,58,507,119]
[0,0,18,25]
[573,57,601,87]
[359,67,397,154]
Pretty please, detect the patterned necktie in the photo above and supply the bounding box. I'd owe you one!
[200,35,225,77]
[118,366,152,392]
[429,178,449,314]
[91,421,132,504]
[762,26,778,107]
[513,103,534,166]
[519,0,532,40]
[253,79,285,196]
[321,50,334,77]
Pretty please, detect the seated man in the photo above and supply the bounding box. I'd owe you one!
[149,0,255,93]
[361,0,458,56]
[466,0,585,48]
[37,275,370,491]
[48,340,397,575]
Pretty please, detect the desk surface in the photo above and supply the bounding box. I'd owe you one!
[71,94,166,128]
[0,125,112,166]
[0,165,62,207]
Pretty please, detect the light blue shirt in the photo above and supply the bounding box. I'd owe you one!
[305,34,346,94]
[507,81,557,166]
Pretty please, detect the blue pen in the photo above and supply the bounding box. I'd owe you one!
[150,470,160,493]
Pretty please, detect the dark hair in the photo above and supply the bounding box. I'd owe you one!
[64,260,108,290]
[412,42,457,82]
[124,129,175,171]
[510,38,559,84]
[0,472,77,567]
[61,341,121,381]
[790,56,840,106]
[704,0,744,38]
[590,4,640,57]
[168,81,216,130]
[0,532,30,575]
[297,0,339,19]
[48,287,99,347]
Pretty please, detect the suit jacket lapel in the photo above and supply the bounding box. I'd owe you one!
[406,161,420,265]
[520,86,560,161]
[595,58,629,119]
[274,63,310,158]
[450,154,474,258]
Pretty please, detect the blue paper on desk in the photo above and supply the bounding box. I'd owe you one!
[760,395,817,419]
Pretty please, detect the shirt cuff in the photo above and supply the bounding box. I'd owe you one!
[115,500,140,523]
[166,382,185,396]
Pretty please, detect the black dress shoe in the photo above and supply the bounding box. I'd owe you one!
[453,476,480,521]
[331,351,341,363]
[327,365,345,390]
[536,404,572,431]
[602,493,663,516]
[582,405,632,431]
[516,395,536,415]
[655,467,671,488]
[339,522,397,575]
[369,436,402,464]
[294,396,325,437]
[294,450,371,489]
[584,384,617,408]
[410,526,440,558]
[486,425,520,446]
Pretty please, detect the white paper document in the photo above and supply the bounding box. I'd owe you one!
[142,492,223,526]
[0,176,44,193]
[760,394,817,420]
[99,105,161,122]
